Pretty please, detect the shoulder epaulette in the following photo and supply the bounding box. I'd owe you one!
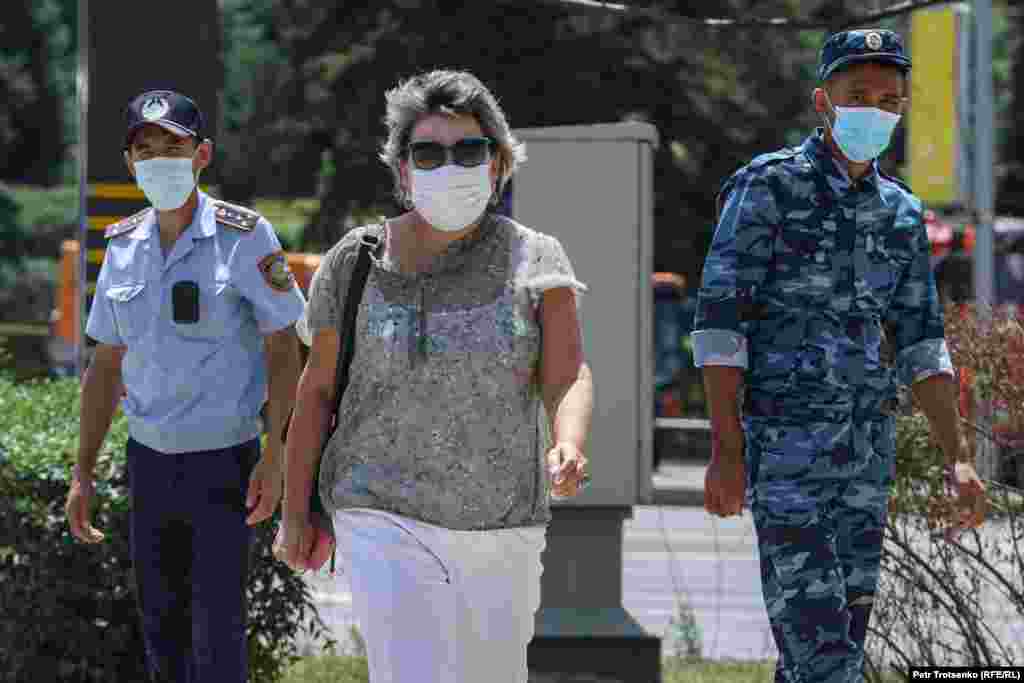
[878,170,913,194]
[213,200,262,232]
[104,209,151,239]
[747,147,800,171]
[714,149,796,221]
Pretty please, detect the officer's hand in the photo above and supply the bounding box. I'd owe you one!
[273,517,317,572]
[246,453,284,526]
[947,462,988,537]
[704,425,746,518]
[66,476,105,544]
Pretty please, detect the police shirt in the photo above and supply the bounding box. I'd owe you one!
[86,191,306,454]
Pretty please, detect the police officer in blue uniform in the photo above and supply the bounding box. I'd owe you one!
[693,31,989,682]
[65,90,305,683]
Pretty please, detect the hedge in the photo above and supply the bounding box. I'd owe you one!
[0,374,335,682]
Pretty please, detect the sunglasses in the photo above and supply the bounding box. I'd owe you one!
[408,137,494,171]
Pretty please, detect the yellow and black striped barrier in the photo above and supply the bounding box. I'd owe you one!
[83,183,149,316]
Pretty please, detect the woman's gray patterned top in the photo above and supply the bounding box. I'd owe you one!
[302,213,586,530]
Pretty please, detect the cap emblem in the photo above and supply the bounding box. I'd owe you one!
[141,96,170,121]
[866,32,883,50]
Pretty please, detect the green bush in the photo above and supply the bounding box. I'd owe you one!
[0,374,335,682]
[6,185,78,237]
[866,304,1024,678]
[281,655,369,683]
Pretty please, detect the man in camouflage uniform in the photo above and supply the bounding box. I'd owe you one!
[692,30,988,682]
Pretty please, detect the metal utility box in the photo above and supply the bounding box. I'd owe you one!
[512,122,662,683]
[511,121,658,507]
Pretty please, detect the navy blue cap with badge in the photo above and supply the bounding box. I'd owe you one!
[818,29,912,82]
[124,90,205,149]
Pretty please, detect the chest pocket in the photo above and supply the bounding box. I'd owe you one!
[106,282,151,341]
[171,279,234,340]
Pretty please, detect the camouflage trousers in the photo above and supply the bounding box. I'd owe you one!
[746,417,893,683]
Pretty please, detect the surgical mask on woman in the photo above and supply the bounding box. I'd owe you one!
[408,136,494,232]
[410,164,492,232]
[134,153,198,211]
[822,91,901,163]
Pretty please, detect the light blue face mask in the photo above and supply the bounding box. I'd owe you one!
[823,92,902,163]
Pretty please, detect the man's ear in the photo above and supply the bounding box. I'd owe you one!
[123,150,135,179]
[812,87,829,116]
[196,138,213,170]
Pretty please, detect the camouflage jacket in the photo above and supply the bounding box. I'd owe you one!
[692,130,953,424]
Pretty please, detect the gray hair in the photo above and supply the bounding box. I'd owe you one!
[380,70,526,206]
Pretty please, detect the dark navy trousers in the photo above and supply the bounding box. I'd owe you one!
[126,437,259,683]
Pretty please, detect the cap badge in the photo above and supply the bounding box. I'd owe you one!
[141,96,170,121]
[866,32,883,50]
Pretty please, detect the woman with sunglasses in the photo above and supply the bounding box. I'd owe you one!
[277,69,594,682]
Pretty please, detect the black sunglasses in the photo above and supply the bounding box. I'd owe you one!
[408,137,494,171]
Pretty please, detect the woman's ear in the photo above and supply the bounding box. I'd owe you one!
[490,155,501,190]
[399,158,410,201]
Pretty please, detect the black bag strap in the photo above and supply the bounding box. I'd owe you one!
[281,228,381,443]
[330,231,379,427]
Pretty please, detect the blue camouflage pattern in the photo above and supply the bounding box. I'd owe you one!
[818,29,911,82]
[692,130,953,683]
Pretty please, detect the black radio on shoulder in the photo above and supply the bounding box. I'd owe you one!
[172,281,200,324]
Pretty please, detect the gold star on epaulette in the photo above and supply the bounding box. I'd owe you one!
[104,209,151,239]
[213,200,261,232]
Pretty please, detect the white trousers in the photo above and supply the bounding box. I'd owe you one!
[333,508,547,683]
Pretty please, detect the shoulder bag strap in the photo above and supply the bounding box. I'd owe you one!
[280,228,381,443]
[330,231,379,426]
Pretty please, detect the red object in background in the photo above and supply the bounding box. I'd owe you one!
[925,209,975,260]
[658,387,684,418]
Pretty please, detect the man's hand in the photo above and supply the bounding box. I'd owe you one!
[66,472,105,543]
[704,424,746,517]
[246,449,284,526]
[946,461,988,537]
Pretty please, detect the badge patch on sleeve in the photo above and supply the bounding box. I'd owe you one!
[259,251,295,292]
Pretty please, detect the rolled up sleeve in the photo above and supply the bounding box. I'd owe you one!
[887,212,954,386]
[691,172,778,369]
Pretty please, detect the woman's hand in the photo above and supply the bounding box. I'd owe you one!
[273,515,317,572]
[547,441,589,499]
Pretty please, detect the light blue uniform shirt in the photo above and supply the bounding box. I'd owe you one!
[86,191,306,454]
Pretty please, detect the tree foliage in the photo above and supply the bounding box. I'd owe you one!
[998,2,1024,215]
[0,0,73,186]
[216,1,822,285]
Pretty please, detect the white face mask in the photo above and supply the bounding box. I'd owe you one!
[134,155,198,211]
[410,164,492,232]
